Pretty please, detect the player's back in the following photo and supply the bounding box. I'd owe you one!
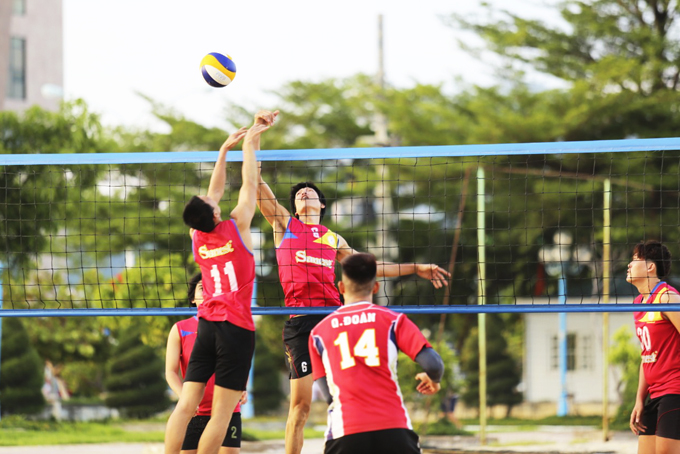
[310,302,429,438]
[192,219,255,330]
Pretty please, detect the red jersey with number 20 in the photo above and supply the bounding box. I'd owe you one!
[276,217,342,309]
[309,302,431,439]
[176,316,241,415]
[634,282,680,398]
[192,220,255,330]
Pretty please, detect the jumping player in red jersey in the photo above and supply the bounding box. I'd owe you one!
[309,253,444,454]
[165,274,247,454]
[628,240,680,454]
[164,110,277,454]
[256,161,450,454]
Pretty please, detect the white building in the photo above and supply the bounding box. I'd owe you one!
[522,297,638,413]
[0,0,63,112]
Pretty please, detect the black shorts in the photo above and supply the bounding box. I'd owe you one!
[325,428,421,454]
[639,394,680,440]
[185,318,255,390]
[181,412,242,450]
[283,314,327,379]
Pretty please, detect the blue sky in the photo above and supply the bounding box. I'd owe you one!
[62,0,560,131]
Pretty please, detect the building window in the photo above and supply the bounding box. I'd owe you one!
[581,335,593,370]
[12,0,26,15]
[8,37,26,99]
[550,333,577,371]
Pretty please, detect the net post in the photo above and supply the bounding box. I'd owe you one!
[477,167,487,445]
[602,178,612,441]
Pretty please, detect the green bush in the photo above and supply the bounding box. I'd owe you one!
[104,326,169,418]
[0,318,45,416]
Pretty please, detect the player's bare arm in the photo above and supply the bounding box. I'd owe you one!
[206,126,248,204]
[165,324,183,398]
[336,235,451,288]
[661,291,680,332]
[231,121,272,250]
[630,362,649,435]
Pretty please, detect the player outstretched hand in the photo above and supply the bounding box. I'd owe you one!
[220,126,249,152]
[416,264,451,289]
[254,109,279,126]
[415,372,440,395]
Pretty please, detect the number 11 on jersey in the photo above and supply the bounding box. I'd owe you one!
[211,261,238,296]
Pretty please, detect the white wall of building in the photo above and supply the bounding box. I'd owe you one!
[523,297,638,405]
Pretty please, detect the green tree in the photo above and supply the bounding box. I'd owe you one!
[609,325,640,426]
[252,315,287,414]
[451,0,680,140]
[0,318,45,415]
[460,315,522,417]
[105,325,169,418]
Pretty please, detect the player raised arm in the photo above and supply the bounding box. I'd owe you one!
[255,111,291,245]
[230,113,275,248]
[336,235,451,288]
[206,127,248,205]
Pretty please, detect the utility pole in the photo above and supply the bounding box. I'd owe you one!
[373,14,398,305]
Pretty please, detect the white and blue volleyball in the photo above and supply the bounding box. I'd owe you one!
[200,52,236,87]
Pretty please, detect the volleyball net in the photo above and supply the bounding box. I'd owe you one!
[2,138,680,317]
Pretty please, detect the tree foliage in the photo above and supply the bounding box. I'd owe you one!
[104,325,169,418]
[0,318,45,415]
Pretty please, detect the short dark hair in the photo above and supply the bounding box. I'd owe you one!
[183,196,216,232]
[187,273,203,307]
[633,240,672,279]
[289,182,327,221]
[341,253,377,294]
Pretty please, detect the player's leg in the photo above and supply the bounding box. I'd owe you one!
[165,381,207,454]
[285,374,314,454]
[282,316,321,454]
[197,386,243,454]
[638,436,656,454]
[198,321,254,454]
[181,415,210,454]
[218,411,242,454]
[653,394,680,454]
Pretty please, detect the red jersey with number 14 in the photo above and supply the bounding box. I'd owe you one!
[192,220,255,330]
[276,217,341,309]
[634,281,680,398]
[309,302,431,439]
[176,316,241,415]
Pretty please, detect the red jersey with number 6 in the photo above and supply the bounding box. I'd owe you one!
[192,220,255,330]
[309,302,431,439]
[634,281,680,398]
[276,217,342,309]
[176,316,241,415]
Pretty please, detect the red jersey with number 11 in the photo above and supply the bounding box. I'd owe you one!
[276,217,342,309]
[309,302,431,439]
[634,281,680,398]
[192,220,255,330]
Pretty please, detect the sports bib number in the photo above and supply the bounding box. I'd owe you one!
[211,261,238,296]
[637,325,652,351]
[334,329,380,370]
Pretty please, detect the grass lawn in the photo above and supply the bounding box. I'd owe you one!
[0,416,324,446]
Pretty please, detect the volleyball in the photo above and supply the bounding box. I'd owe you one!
[200,52,236,88]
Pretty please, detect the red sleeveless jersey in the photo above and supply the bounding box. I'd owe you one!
[276,217,341,309]
[192,220,255,330]
[309,303,431,439]
[634,282,680,398]
[176,317,241,415]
